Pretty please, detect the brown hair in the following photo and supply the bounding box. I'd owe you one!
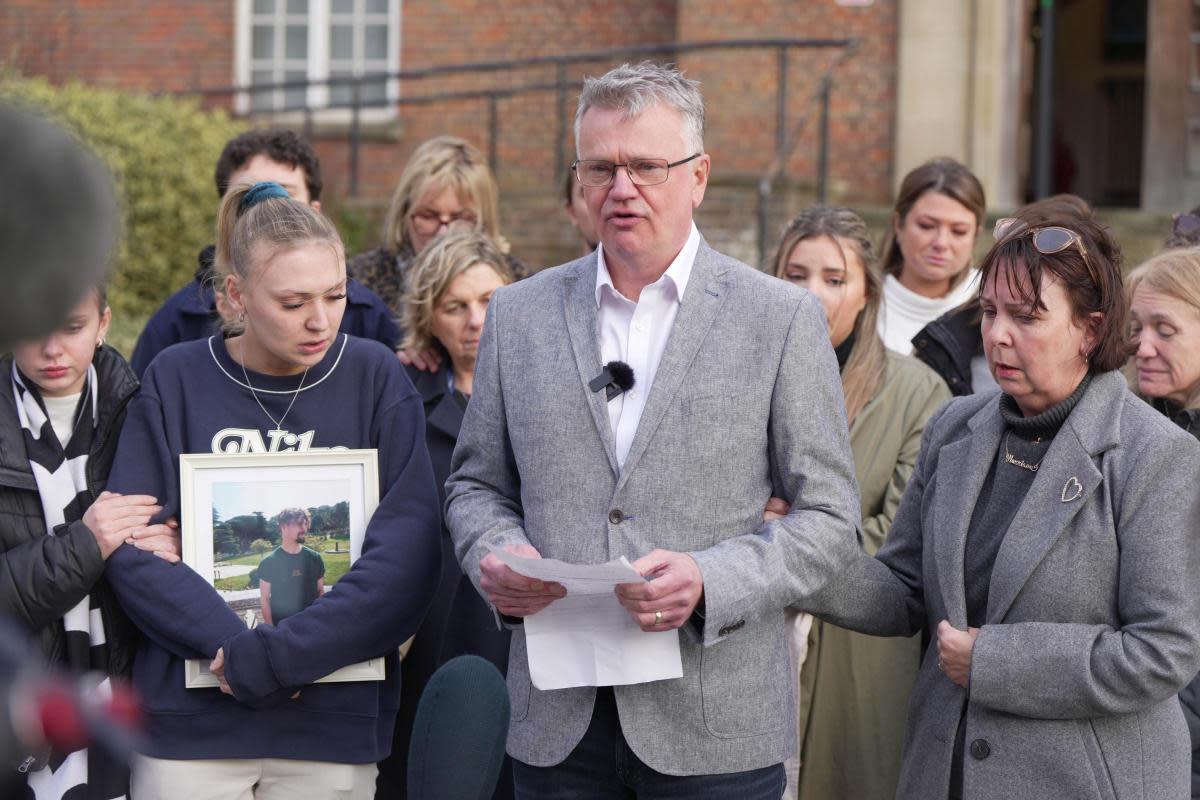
[214,183,345,333]
[276,507,311,527]
[773,206,886,424]
[382,136,503,257]
[1125,248,1200,409]
[401,231,514,356]
[977,213,1131,374]
[879,157,986,289]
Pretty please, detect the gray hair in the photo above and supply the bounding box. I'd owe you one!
[574,62,705,154]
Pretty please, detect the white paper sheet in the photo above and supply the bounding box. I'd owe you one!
[489,547,684,690]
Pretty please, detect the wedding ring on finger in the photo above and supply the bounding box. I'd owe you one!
[654,610,663,626]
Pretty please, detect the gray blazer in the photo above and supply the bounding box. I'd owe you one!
[445,241,862,775]
[811,371,1200,800]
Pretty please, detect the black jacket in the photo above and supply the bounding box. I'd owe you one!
[912,300,982,397]
[378,365,512,799]
[0,345,140,676]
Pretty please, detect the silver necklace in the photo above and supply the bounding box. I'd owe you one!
[237,341,309,434]
[1003,430,1042,472]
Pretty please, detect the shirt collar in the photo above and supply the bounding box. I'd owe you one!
[595,222,700,307]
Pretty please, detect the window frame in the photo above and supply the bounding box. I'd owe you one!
[233,0,402,123]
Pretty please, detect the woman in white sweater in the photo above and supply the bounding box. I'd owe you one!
[878,158,985,354]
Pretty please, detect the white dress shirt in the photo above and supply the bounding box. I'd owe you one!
[595,223,701,469]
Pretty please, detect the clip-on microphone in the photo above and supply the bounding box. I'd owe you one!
[589,361,635,400]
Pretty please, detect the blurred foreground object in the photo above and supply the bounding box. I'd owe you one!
[408,655,510,800]
[0,102,116,346]
[0,617,141,796]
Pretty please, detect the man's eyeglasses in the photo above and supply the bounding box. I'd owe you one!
[410,208,478,235]
[572,153,702,188]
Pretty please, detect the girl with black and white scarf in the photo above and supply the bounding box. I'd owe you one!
[0,286,180,799]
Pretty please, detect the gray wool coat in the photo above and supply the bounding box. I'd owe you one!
[445,241,863,776]
[809,370,1200,800]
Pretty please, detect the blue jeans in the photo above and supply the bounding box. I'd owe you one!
[512,688,785,800]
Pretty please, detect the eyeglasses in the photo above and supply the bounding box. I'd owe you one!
[571,153,702,188]
[410,208,478,235]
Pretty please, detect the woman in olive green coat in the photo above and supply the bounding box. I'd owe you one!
[772,206,951,800]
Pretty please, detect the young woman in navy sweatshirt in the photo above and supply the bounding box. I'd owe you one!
[103,181,441,799]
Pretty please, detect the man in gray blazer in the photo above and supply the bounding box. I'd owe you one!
[445,62,862,796]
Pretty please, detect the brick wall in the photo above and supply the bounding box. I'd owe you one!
[1,0,899,273]
[1,1,233,92]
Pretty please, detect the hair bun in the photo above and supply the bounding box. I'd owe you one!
[240,181,290,213]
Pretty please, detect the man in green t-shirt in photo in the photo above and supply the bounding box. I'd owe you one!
[258,508,325,624]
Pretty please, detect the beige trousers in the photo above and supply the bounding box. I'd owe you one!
[130,754,377,800]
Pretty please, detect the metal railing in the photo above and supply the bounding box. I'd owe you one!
[181,37,858,264]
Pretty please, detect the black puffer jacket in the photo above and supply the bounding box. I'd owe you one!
[0,345,140,676]
[911,300,982,397]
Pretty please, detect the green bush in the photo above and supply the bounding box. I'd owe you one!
[249,538,274,554]
[0,76,244,323]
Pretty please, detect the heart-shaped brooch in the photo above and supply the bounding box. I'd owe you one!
[1061,476,1084,503]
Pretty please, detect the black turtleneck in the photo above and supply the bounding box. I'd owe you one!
[948,373,1092,799]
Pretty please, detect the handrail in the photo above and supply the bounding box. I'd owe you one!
[178,38,858,264]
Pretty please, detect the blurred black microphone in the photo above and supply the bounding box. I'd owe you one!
[0,103,117,347]
[408,655,510,800]
[589,361,635,401]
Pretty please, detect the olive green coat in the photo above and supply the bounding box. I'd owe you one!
[795,351,951,800]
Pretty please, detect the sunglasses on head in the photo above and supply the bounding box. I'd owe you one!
[992,218,1094,274]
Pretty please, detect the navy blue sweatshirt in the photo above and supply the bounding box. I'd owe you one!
[101,334,441,763]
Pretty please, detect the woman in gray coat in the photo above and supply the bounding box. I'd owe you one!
[811,210,1200,800]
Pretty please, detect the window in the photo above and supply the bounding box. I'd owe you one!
[234,0,400,117]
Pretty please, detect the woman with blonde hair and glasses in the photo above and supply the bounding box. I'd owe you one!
[349,135,524,326]
[769,206,950,800]
[376,230,516,798]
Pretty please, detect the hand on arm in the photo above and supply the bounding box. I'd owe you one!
[763,496,788,522]
[396,347,442,372]
[82,491,175,560]
[616,549,704,632]
[480,544,565,617]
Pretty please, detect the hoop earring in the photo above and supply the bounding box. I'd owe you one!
[96,337,104,348]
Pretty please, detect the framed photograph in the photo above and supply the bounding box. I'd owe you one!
[180,449,385,688]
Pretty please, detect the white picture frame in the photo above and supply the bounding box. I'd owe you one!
[180,449,385,688]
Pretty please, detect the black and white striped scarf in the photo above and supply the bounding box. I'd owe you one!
[13,364,126,800]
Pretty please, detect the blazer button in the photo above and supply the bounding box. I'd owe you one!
[608,509,624,524]
[969,739,991,760]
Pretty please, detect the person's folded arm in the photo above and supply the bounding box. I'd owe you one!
[103,390,245,660]
[969,434,1200,719]
[690,293,912,646]
[222,389,442,702]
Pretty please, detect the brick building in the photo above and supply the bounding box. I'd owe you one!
[0,1,1189,271]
